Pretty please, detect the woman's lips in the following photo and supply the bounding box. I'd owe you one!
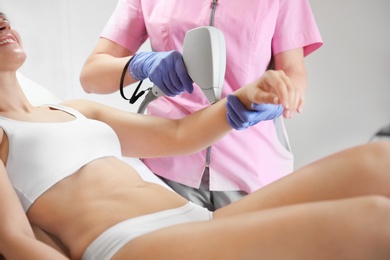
[0,35,16,46]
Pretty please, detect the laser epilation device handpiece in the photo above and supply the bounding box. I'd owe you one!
[138,26,226,113]
[182,26,226,103]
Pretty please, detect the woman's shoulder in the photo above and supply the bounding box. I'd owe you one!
[60,99,100,118]
[60,99,121,120]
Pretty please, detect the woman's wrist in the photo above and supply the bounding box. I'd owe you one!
[231,87,252,110]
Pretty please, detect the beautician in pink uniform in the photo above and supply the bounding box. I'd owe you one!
[81,0,323,210]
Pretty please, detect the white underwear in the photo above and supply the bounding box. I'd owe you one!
[82,202,212,260]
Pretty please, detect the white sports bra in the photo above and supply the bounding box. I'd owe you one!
[0,104,121,212]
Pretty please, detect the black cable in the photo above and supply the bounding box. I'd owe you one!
[206,0,218,171]
[119,56,147,104]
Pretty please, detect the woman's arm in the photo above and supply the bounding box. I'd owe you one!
[80,38,135,94]
[63,98,231,158]
[0,161,68,259]
[31,225,70,258]
[65,70,296,159]
[274,48,307,115]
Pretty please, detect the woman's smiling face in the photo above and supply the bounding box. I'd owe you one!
[0,12,26,71]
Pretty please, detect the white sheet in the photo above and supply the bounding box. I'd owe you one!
[17,72,62,106]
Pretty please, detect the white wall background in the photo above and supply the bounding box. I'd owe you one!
[284,0,390,168]
[1,0,389,169]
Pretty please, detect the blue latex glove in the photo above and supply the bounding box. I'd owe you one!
[129,51,194,97]
[226,94,283,130]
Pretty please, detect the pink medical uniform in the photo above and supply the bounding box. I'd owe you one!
[101,0,323,193]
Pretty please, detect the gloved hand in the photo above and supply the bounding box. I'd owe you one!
[129,51,194,97]
[226,94,283,130]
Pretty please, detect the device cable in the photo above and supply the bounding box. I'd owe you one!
[205,0,219,175]
[119,56,153,106]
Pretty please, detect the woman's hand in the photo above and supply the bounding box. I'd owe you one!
[234,70,300,119]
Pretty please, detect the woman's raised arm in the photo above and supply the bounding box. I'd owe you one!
[65,70,297,159]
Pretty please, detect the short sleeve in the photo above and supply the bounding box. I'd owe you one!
[272,0,323,57]
[100,0,148,53]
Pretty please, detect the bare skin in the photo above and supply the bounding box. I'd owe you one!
[18,140,390,259]
[2,13,390,260]
[118,195,390,260]
[114,141,390,259]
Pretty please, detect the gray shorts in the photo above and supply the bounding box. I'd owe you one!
[82,202,212,260]
[160,167,248,211]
